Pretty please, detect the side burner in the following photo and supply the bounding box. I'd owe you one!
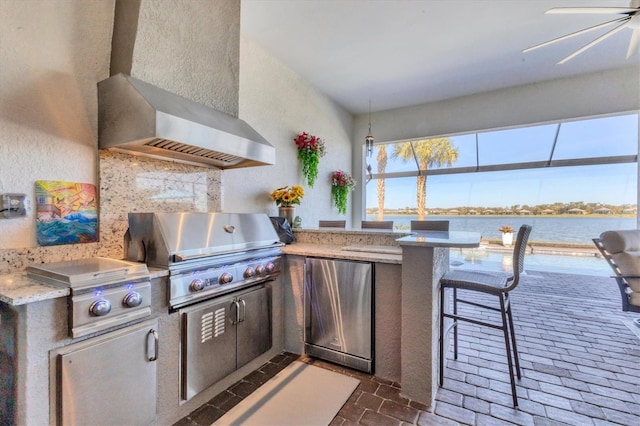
[27,257,152,338]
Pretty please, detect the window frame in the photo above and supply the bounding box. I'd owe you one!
[366,112,639,180]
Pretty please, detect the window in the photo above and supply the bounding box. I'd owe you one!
[365,113,638,245]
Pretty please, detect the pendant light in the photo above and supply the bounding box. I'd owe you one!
[365,100,374,157]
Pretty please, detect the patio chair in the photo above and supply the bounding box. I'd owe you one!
[439,224,532,408]
[410,220,449,231]
[361,220,394,230]
[318,220,346,228]
[593,230,640,314]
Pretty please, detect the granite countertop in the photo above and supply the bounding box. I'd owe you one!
[1,238,405,306]
[397,231,482,248]
[0,267,169,307]
[282,243,402,264]
[0,272,69,306]
[295,228,402,236]
[0,244,399,305]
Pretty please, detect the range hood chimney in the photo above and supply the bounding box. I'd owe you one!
[98,73,275,169]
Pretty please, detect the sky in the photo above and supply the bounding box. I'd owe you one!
[365,114,638,209]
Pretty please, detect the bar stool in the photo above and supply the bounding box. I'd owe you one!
[318,220,346,228]
[362,220,394,230]
[439,224,532,407]
[410,220,449,231]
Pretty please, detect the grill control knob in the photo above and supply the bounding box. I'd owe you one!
[265,262,276,273]
[255,265,266,275]
[219,272,233,284]
[123,291,143,307]
[189,279,205,292]
[89,299,112,317]
[244,267,256,278]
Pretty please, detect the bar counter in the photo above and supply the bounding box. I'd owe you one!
[286,228,481,408]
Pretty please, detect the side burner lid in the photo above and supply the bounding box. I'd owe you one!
[27,257,149,289]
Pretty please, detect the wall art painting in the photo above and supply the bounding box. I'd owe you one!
[35,180,98,246]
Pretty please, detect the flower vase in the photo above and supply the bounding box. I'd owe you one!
[502,232,513,247]
[279,206,296,225]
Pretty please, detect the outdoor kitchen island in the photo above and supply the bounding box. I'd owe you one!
[282,227,481,408]
[0,267,287,426]
[0,226,480,424]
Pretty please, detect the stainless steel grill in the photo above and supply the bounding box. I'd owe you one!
[125,212,282,401]
[125,212,283,309]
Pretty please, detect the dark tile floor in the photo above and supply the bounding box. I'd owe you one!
[175,270,639,426]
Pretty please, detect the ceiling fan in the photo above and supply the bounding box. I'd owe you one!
[523,0,640,64]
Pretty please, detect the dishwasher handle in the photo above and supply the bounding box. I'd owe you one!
[147,329,159,361]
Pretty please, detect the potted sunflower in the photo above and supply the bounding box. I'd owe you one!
[270,185,304,224]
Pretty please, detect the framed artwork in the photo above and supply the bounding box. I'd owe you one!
[35,180,98,246]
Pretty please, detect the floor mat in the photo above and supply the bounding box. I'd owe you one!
[212,361,359,426]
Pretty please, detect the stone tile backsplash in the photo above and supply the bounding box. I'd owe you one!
[0,150,222,274]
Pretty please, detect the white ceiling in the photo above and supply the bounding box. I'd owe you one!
[241,0,639,114]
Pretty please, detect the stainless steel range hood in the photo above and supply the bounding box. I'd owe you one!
[98,73,275,169]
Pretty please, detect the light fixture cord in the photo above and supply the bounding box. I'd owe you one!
[368,100,372,134]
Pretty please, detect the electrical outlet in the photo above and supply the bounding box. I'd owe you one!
[1,193,27,218]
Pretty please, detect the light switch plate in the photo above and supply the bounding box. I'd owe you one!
[1,193,27,218]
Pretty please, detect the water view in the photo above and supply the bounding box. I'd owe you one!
[368,215,636,244]
[367,215,637,276]
[449,246,610,276]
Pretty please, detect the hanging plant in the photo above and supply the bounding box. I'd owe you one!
[331,170,356,215]
[294,132,326,187]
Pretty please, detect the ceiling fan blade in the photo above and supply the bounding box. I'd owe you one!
[627,29,640,58]
[547,7,638,15]
[523,16,628,53]
[558,20,631,64]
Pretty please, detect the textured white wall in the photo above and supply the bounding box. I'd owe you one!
[352,66,640,225]
[130,0,240,115]
[0,0,237,263]
[230,36,353,228]
[0,0,115,249]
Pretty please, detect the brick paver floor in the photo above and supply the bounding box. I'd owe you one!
[428,270,640,425]
[176,270,639,425]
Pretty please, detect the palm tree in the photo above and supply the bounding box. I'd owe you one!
[376,145,387,220]
[392,138,458,219]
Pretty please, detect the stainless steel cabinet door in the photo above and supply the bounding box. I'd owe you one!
[182,293,236,401]
[57,318,158,426]
[305,258,372,359]
[236,285,272,368]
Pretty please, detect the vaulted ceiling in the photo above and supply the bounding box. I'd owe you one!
[241,0,639,114]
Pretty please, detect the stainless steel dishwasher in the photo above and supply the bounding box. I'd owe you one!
[304,257,373,373]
